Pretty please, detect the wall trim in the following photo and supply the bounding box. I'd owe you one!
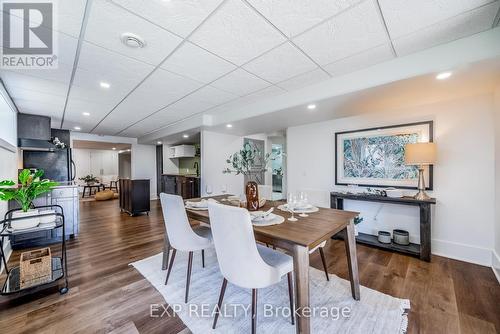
[493,250,500,284]
[432,238,493,267]
[0,240,12,275]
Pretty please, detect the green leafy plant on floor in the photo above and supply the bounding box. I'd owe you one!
[0,169,59,212]
[354,216,364,225]
[79,174,100,185]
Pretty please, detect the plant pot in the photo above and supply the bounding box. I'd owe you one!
[11,210,40,230]
[38,210,56,225]
[245,181,259,211]
[354,225,359,236]
[87,182,96,186]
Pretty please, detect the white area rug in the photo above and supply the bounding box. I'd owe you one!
[131,249,409,334]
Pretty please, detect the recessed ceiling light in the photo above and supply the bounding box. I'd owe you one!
[157,141,162,145]
[121,32,146,48]
[112,147,116,150]
[183,134,189,138]
[436,71,452,80]
[74,126,81,131]
[82,112,90,116]
[307,104,316,110]
[100,81,110,89]
[226,124,233,128]
[127,149,131,152]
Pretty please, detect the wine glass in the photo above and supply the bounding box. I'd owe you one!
[298,191,309,217]
[206,185,213,196]
[287,192,298,222]
[221,184,227,195]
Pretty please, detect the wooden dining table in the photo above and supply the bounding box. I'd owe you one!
[161,196,360,334]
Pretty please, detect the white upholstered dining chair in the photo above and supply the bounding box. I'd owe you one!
[207,202,295,334]
[160,193,213,303]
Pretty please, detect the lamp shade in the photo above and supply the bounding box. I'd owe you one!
[404,142,437,165]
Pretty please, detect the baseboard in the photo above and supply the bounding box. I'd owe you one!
[0,239,12,275]
[431,238,493,267]
[492,250,500,284]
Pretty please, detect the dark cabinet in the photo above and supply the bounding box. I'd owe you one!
[119,179,150,216]
[161,175,199,199]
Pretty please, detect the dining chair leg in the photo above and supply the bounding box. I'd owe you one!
[319,247,330,281]
[287,272,295,325]
[165,249,177,285]
[251,288,258,334]
[185,251,193,303]
[212,278,228,329]
[202,249,205,268]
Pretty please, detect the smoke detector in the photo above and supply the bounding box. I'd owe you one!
[121,33,146,48]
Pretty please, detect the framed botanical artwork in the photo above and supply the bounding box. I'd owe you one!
[335,121,434,189]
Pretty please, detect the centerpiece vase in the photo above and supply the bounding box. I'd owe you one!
[245,181,259,211]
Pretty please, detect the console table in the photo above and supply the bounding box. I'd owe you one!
[331,192,436,261]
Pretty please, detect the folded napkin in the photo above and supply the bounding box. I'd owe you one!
[186,198,218,208]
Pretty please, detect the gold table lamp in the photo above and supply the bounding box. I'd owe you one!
[405,143,436,200]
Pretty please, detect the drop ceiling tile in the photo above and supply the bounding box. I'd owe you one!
[243,42,318,83]
[379,0,493,39]
[0,71,69,96]
[1,0,86,38]
[246,0,362,37]
[179,85,238,109]
[1,30,78,84]
[293,0,387,65]
[210,69,271,96]
[93,68,203,134]
[161,42,236,84]
[64,96,114,124]
[78,42,155,80]
[84,0,182,66]
[189,0,286,66]
[276,68,330,91]
[14,99,65,120]
[324,43,394,76]
[393,2,499,56]
[110,0,224,37]
[119,106,196,137]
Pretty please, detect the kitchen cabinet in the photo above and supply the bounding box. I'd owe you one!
[8,185,80,249]
[168,145,196,158]
[161,175,199,199]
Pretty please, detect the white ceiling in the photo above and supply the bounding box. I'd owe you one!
[1,0,499,138]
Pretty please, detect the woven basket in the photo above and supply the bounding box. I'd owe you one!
[20,248,52,289]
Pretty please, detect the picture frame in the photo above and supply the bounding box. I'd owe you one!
[335,121,434,189]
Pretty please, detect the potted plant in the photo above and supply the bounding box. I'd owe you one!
[353,216,364,236]
[79,174,100,186]
[223,142,275,211]
[0,169,59,230]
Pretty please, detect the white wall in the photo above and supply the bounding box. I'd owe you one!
[118,152,131,178]
[200,131,274,197]
[287,93,496,266]
[494,87,500,281]
[131,144,157,199]
[72,149,118,183]
[201,130,244,196]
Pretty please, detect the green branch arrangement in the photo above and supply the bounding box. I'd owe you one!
[222,142,275,179]
[0,169,59,212]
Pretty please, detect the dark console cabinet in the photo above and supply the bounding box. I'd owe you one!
[119,179,150,216]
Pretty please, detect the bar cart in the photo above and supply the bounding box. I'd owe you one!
[0,205,69,295]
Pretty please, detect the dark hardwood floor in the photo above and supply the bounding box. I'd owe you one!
[1,199,499,333]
